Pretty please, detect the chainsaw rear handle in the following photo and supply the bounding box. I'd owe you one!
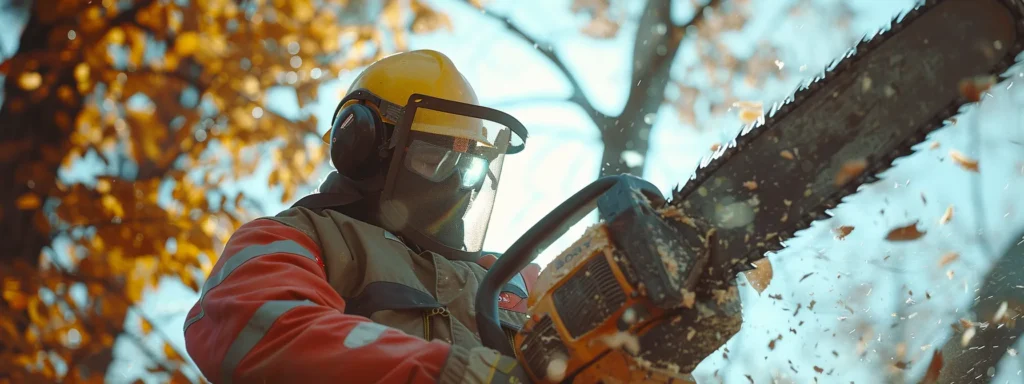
[475,174,666,356]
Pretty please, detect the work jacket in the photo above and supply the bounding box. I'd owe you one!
[182,205,541,383]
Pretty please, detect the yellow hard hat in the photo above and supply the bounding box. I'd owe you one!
[322,50,490,145]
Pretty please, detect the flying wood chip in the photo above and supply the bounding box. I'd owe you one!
[938,252,959,267]
[939,205,954,225]
[919,351,943,384]
[835,159,868,186]
[958,75,996,102]
[948,150,980,172]
[885,221,926,241]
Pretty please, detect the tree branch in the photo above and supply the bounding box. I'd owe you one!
[468,3,608,124]
[598,0,722,177]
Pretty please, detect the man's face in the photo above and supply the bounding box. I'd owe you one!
[393,162,475,249]
[378,107,513,256]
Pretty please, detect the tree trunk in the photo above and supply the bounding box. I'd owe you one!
[936,233,1024,383]
[598,0,711,181]
[0,3,156,379]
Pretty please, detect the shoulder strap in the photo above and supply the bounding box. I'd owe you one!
[290,192,363,211]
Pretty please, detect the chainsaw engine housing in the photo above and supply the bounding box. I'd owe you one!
[514,178,722,383]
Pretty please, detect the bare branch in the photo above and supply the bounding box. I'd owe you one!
[468,3,608,124]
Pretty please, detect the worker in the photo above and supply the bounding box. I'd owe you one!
[182,49,541,383]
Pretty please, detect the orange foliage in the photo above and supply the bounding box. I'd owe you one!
[0,0,449,381]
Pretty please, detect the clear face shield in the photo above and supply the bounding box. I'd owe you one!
[379,94,527,260]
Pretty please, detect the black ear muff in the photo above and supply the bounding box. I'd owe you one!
[330,103,384,180]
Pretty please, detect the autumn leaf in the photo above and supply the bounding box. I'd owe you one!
[15,193,42,210]
[174,32,200,56]
[18,71,42,91]
[581,16,621,39]
[885,221,926,241]
[164,342,180,360]
[834,225,854,240]
[744,257,773,294]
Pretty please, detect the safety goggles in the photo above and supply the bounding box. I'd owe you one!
[404,139,490,190]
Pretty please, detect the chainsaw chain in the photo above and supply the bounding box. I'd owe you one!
[669,0,1024,257]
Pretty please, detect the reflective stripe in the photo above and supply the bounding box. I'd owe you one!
[343,321,391,348]
[220,300,315,384]
[183,240,317,333]
[484,353,522,383]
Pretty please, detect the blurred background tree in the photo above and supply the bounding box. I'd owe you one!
[2,0,1022,383]
[0,0,452,381]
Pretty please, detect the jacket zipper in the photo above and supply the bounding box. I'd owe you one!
[500,320,521,350]
[423,306,450,341]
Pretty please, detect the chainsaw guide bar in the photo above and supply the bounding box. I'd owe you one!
[644,0,1024,377]
[670,0,1024,288]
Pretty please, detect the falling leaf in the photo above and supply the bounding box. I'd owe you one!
[948,150,979,172]
[958,75,996,102]
[164,342,180,360]
[939,205,953,225]
[780,150,795,160]
[743,180,758,190]
[929,141,940,149]
[885,221,926,241]
[938,252,959,267]
[140,317,152,335]
[744,258,773,294]
[835,226,855,240]
[710,143,722,151]
[580,16,620,39]
[834,159,867,186]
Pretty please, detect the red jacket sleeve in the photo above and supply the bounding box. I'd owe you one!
[182,219,452,384]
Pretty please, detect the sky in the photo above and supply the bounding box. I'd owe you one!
[4,0,1024,383]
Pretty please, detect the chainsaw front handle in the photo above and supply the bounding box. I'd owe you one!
[474,174,665,357]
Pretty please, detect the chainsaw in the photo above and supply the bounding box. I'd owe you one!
[473,0,1024,382]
